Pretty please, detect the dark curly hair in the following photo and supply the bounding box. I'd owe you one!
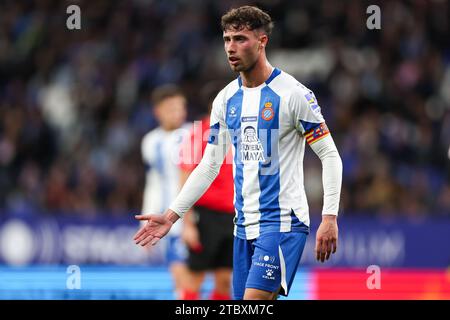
[221,6,273,35]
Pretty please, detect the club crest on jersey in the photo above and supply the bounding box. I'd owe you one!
[261,102,274,121]
[241,126,265,163]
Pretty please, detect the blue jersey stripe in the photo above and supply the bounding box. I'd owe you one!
[290,209,302,228]
[265,68,281,85]
[225,88,245,238]
[290,209,310,234]
[258,86,281,235]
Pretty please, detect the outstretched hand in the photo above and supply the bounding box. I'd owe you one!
[315,215,338,263]
[133,214,173,247]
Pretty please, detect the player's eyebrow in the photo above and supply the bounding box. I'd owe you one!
[223,33,249,41]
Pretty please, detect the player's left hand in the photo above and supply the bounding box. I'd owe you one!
[133,213,173,247]
[315,215,338,263]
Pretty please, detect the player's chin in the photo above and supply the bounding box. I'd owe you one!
[229,63,245,72]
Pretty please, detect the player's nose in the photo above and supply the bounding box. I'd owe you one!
[226,41,236,54]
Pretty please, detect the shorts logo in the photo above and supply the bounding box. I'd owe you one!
[260,255,275,263]
[261,102,274,121]
[263,268,276,280]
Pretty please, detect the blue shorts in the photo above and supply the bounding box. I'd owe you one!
[166,235,188,265]
[232,231,308,300]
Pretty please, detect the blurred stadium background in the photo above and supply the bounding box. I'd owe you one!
[0,0,450,299]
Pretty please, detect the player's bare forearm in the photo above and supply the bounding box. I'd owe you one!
[133,209,180,247]
[315,214,338,263]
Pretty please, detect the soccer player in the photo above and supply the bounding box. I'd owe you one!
[140,84,191,299]
[134,6,343,300]
[179,83,235,300]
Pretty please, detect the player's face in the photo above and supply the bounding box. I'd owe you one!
[223,27,265,73]
[155,95,187,130]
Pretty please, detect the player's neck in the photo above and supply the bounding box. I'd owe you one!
[240,59,273,88]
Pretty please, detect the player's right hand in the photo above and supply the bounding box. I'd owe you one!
[133,214,173,247]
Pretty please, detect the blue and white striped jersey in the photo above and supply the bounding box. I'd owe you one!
[209,68,331,240]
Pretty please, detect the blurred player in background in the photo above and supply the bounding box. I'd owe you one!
[140,84,191,299]
[135,6,343,300]
[179,82,235,300]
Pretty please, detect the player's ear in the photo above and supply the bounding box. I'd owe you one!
[259,34,268,49]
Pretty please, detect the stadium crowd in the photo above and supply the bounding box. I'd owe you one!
[0,0,449,218]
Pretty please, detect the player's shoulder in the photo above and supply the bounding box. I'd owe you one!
[142,127,162,146]
[213,78,241,104]
[269,69,312,98]
[210,79,240,118]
